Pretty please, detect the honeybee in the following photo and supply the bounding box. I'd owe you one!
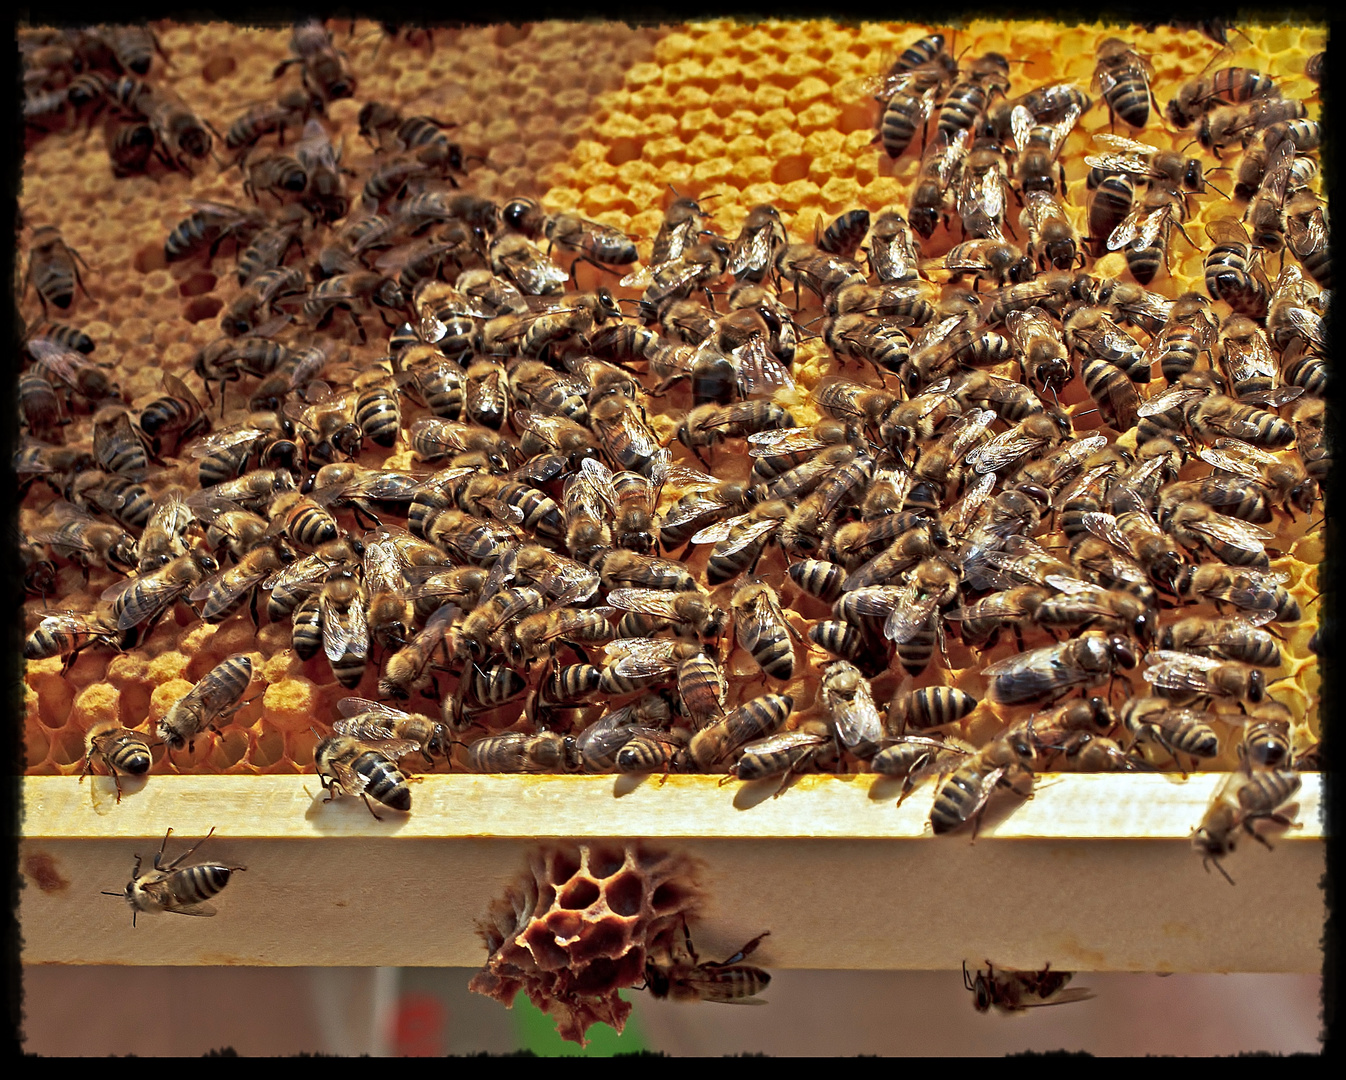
[644,921,771,1004]
[688,693,793,772]
[727,203,788,282]
[164,200,268,264]
[314,734,416,819]
[1284,189,1329,290]
[964,962,1092,1013]
[80,721,152,803]
[1015,190,1077,273]
[1086,133,1208,197]
[909,127,969,239]
[23,609,116,668]
[102,828,244,926]
[731,722,836,792]
[1142,650,1269,704]
[1106,183,1188,287]
[588,396,664,479]
[509,364,591,426]
[409,418,514,469]
[33,499,138,575]
[660,481,755,559]
[334,697,450,765]
[486,232,568,297]
[504,606,619,667]
[136,373,208,458]
[730,579,796,681]
[984,633,1137,706]
[1197,440,1318,519]
[1193,768,1301,885]
[25,225,92,316]
[136,83,216,174]
[453,585,545,662]
[691,501,790,585]
[302,272,405,341]
[644,191,717,270]
[219,266,307,339]
[1239,699,1293,771]
[128,489,191,575]
[224,88,322,159]
[676,402,794,465]
[504,198,638,278]
[1167,67,1278,129]
[606,588,728,644]
[158,654,255,753]
[1093,37,1155,129]
[599,637,703,696]
[1188,393,1296,448]
[1159,613,1281,669]
[929,732,1037,836]
[812,661,880,757]
[864,46,957,161]
[1137,293,1214,384]
[965,412,1071,477]
[466,732,579,774]
[274,19,355,102]
[1118,697,1220,766]
[941,239,1032,291]
[319,569,370,688]
[1176,563,1299,623]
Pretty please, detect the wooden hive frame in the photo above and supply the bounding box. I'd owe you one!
[17,17,1327,982]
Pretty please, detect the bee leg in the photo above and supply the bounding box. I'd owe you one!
[360,793,385,822]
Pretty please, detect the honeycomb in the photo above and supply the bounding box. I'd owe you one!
[469,843,696,1045]
[18,23,1324,787]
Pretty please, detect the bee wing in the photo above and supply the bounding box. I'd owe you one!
[190,566,269,621]
[579,456,620,514]
[1287,205,1327,255]
[689,511,752,546]
[661,491,733,532]
[333,718,399,741]
[983,645,1083,694]
[1092,133,1156,157]
[336,697,411,723]
[162,900,219,918]
[742,729,831,755]
[1239,386,1303,410]
[968,428,1045,476]
[535,555,600,606]
[1009,104,1035,153]
[1142,651,1221,693]
[747,427,827,456]
[728,225,775,277]
[108,572,191,632]
[733,335,794,396]
[1084,151,1152,178]
[1137,386,1208,417]
[1220,333,1276,386]
[617,263,657,289]
[323,593,369,662]
[843,585,903,616]
[606,588,687,620]
[884,591,940,645]
[1078,510,1135,553]
[1196,446,1266,482]
[362,538,410,595]
[1187,509,1275,545]
[710,517,781,557]
[948,471,997,538]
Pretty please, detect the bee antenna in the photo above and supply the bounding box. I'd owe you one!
[1204,177,1230,200]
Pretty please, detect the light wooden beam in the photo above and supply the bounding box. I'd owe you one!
[20,774,1324,972]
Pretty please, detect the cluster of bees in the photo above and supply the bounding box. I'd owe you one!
[18,21,1325,906]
